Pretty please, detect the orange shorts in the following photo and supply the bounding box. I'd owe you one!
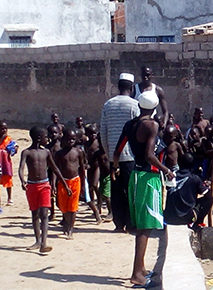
[57,176,81,213]
[0,175,13,188]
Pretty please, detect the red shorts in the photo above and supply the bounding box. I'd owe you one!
[26,182,51,211]
[57,176,81,213]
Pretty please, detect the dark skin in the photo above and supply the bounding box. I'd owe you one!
[133,67,168,128]
[19,130,70,252]
[49,113,65,138]
[113,108,174,286]
[46,125,62,220]
[84,127,102,224]
[75,131,102,224]
[93,134,112,220]
[192,108,210,136]
[55,130,85,239]
[163,125,184,170]
[0,121,18,204]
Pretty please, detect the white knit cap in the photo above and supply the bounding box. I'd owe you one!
[119,73,134,83]
[138,92,159,109]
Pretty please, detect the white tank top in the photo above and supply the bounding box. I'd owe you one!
[134,83,159,102]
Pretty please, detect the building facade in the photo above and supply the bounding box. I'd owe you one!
[0,0,114,47]
[125,0,213,43]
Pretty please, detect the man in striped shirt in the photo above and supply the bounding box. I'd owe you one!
[100,73,140,232]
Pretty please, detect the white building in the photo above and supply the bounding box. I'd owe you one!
[0,0,115,47]
[125,0,213,43]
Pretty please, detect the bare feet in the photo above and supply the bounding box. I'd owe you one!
[48,214,56,221]
[40,246,52,253]
[66,234,74,240]
[130,274,147,286]
[103,213,113,222]
[26,242,40,250]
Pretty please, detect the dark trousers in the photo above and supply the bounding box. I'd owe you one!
[194,190,213,225]
[110,161,134,230]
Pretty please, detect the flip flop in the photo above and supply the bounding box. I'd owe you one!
[132,278,157,289]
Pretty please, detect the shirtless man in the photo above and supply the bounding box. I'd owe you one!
[113,93,174,288]
[55,129,85,239]
[192,107,209,136]
[163,125,184,172]
[133,66,168,127]
[18,126,70,252]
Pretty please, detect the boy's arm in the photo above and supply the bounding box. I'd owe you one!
[47,150,71,196]
[18,150,27,190]
[156,86,168,128]
[78,149,85,194]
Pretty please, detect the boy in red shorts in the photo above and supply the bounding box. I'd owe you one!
[19,126,70,252]
[55,128,85,239]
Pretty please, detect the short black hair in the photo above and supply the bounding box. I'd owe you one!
[179,153,194,169]
[118,79,133,91]
[47,124,60,133]
[30,126,46,141]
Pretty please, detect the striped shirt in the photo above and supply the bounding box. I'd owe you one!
[100,95,140,162]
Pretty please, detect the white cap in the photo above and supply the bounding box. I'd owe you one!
[119,73,134,83]
[138,92,159,109]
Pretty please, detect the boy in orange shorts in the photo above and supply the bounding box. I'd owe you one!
[55,128,85,239]
[19,126,70,252]
[0,121,18,208]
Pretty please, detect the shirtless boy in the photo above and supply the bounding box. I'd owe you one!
[55,128,85,239]
[19,126,70,252]
[163,125,184,172]
[49,113,65,139]
[84,124,102,224]
[46,125,61,221]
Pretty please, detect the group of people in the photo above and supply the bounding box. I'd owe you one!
[0,65,213,288]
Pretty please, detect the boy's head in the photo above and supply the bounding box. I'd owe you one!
[179,153,194,170]
[51,113,59,124]
[193,107,203,122]
[30,126,48,146]
[0,121,8,137]
[205,125,213,141]
[62,128,76,148]
[76,117,84,128]
[48,125,60,141]
[163,125,177,144]
[189,126,201,141]
[85,123,98,141]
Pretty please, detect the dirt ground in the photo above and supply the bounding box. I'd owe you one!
[0,129,213,289]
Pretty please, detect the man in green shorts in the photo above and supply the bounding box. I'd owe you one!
[112,92,174,288]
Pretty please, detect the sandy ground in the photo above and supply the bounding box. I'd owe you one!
[0,129,167,290]
[1,129,213,289]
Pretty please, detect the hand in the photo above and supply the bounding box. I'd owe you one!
[111,167,120,181]
[51,187,57,197]
[21,181,27,191]
[165,169,175,181]
[66,186,72,197]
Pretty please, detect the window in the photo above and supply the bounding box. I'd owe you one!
[136,35,175,43]
[4,24,38,47]
[9,36,31,47]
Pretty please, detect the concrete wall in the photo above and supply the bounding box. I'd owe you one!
[0,35,213,131]
[0,0,112,47]
[125,0,213,43]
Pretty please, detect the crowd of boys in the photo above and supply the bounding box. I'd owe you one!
[0,67,212,288]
